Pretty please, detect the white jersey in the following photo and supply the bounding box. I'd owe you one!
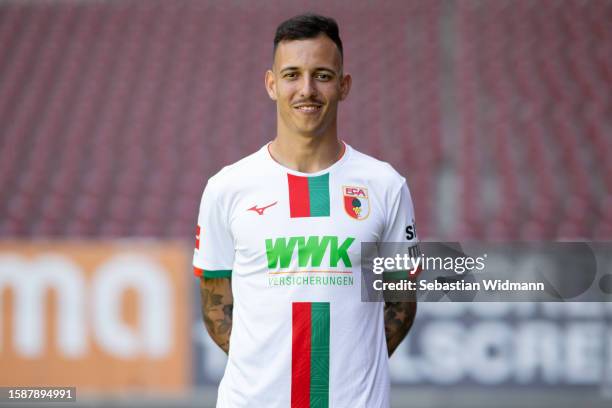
[193,142,418,408]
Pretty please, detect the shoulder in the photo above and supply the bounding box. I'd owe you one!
[347,145,406,193]
[205,147,266,195]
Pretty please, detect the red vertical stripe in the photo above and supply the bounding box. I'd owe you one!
[292,302,312,408]
[288,174,311,218]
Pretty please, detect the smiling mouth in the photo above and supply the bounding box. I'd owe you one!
[294,104,322,114]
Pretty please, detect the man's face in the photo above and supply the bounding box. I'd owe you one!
[265,34,351,137]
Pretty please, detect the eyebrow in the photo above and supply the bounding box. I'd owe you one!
[279,66,338,75]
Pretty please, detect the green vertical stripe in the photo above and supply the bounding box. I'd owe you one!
[307,174,330,217]
[309,302,329,408]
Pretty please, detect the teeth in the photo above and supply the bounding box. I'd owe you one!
[296,105,320,111]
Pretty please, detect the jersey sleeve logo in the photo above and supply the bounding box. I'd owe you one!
[195,225,201,250]
[343,186,370,220]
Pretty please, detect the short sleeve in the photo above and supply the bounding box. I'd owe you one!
[379,181,420,277]
[192,179,235,279]
[381,181,418,244]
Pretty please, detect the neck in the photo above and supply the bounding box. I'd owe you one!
[269,126,344,173]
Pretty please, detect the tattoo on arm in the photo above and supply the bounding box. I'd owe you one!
[200,277,233,354]
[384,301,417,357]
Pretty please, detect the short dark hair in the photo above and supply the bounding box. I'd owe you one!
[273,13,343,61]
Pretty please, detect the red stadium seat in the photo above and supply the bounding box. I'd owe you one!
[0,0,608,240]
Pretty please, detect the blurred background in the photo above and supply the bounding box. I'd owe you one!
[0,0,610,407]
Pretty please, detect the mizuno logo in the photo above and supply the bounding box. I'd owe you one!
[247,201,278,215]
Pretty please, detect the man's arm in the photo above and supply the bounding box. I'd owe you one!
[199,277,233,354]
[384,300,416,356]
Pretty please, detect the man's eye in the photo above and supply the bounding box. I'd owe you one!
[284,73,298,79]
[315,74,331,80]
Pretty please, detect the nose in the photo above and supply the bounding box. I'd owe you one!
[299,76,318,99]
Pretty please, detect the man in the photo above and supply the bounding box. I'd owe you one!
[194,13,418,407]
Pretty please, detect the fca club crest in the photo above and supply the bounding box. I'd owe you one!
[343,186,370,220]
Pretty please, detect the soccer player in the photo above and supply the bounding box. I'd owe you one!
[194,13,418,407]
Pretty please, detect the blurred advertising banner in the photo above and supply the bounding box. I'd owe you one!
[390,302,612,389]
[0,241,190,393]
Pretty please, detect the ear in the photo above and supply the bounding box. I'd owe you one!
[339,73,352,101]
[265,69,277,101]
